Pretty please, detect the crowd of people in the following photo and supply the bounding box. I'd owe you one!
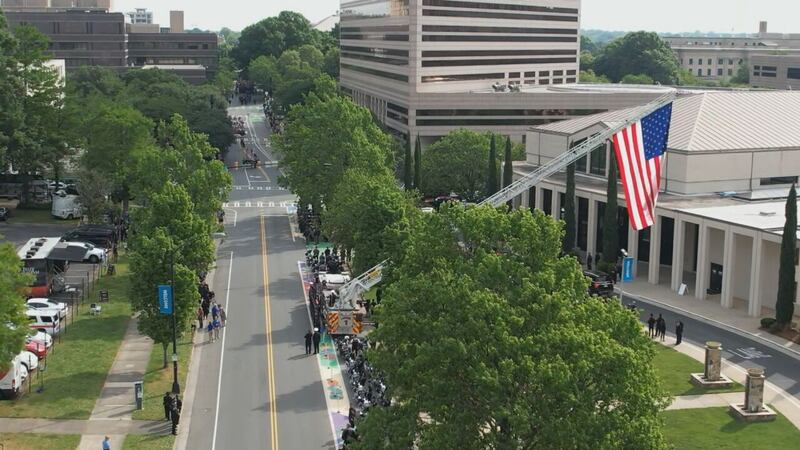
[297,209,322,243]
[234,80,256,105]
[646,313,684,344]
[196,277,226,344]
[162,391,183,435]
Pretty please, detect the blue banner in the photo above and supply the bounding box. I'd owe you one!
[622,257,635,283]
[158,285,173,315]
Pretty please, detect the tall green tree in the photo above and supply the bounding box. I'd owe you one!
[413,136,422,191]
[0,240,33,371]
[486,134,499,197]
[564,162,577,253]
[0,11,24,165]
[403,136,413,190]
[603,153,620,264]
[502,137,514,189]
[232,11,334,67]
[354,205,669,449]
[420,129,491,201]
[273,91,393,210]
[593,31,679,84]
[776,186,797,328]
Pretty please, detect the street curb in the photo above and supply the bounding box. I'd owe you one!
[621,288,800,362]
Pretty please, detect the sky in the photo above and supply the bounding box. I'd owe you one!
[111,0,799,34]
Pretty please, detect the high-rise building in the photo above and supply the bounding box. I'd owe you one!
[340,0,668,143]
[1,0,112,11]
[126,7,152,24]
[169,10,184,33]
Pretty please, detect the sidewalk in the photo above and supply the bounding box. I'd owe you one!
[0,417,168,435]
[76,315,156,450]
[621,279,800,359]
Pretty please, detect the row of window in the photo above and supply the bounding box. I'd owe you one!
[127,42,212,50]
[341,33,409,41]
[421,25,577,35]
[684,58,742,66]
[695,68,734,77]
[51,41,123,51]
[341,63,408,82]
[421,35,577,43]
[340,0,409,19]
[421,56,576,68]
[17,20,124,35]
[422,0,578,15]
[341,51,407,66]
[421,49,576,58]
[416,108,605,117]
[422,8,579,22]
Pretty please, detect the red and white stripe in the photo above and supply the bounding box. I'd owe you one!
[613,122,662,231]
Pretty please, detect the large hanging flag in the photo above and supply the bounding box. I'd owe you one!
[612,103,673,231]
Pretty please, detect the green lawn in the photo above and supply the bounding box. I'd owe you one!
[663,407,800,449]
[122,434,175,450]
[132,332,193,421]
[7,208,78,226]
[0,259,132,419]
[652,344,743,396]
[0,433,81,450]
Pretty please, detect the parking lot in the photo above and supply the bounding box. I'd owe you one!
[0,222,73,248]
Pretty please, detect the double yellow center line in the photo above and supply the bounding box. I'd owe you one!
[260,215,279,449]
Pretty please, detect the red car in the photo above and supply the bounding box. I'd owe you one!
[25,340,47,359]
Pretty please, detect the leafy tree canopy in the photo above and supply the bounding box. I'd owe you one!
[620,73,655,85]
[355,205,669,450]
[232,11,334,68]
[593,31,680,84]
[0,240,33,371]
[421,129,496,201]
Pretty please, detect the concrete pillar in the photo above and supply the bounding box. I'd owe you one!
[695,224,709,300]
[704,341,722,381]
[627,227,639,278]
[535,186,544,213]
[587,199,598,256]
[648,215,661,285]
[721,229,736,309]
[744,368,766,413]
[748,236,763,317]
[552,189,561,220]
[671,219,685,291]
[521,190,530,211]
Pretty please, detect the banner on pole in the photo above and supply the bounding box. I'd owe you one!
[158,285,173,315]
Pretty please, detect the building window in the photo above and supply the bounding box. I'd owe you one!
[761,176,799,186]
[718,58,723,64]
[566,69,576,75]
[552,78,563,84]
[575,155,587,173]
[539,70,550,77]
[509,72,520,78]
[689,58,693,65]
[728,59,734,65]
[589,145,606,176]
[697,68,702,76]
[707,58,712,65]
[539,78,550,85]
[707,68,711,76]
[717,68,723,76]
[728,68,733,76]
[788,67,800,80]
[698,58,702,65]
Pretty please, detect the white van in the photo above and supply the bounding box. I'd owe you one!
[52,192,82,220]
[0,359,25,399]
[26,310,61,336]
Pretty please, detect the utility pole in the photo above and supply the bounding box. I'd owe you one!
[171,252,180,394]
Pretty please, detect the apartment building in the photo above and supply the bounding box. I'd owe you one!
[340,0,664,143]
[750,54,800,90]
[665,21,800,81]
[126,7,152,24]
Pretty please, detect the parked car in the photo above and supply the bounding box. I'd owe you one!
[27,331,53,350]
[25,339,48,359]
[0,359,26,399]
[26,310,61,336]
[16,351,39,372]
[319,273,350,290]
[584,271,614,297]
[58,241,106,264]
[61,226,115,248]
[26,298,68,319]
[0,207,8,221]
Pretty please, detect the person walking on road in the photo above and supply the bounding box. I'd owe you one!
[675,321,684,345]
[219,305,226,327]
[656,314,666,341]
[312,328,321,354]
[163,392,173,420]
[211,302,219,321]
[102,436,111,450]
[647,314,656,338]
[213,318,221,341]
[197,307,204,332]
[170,401,181,435]
[207,321,214,343]
[304,329,313,355]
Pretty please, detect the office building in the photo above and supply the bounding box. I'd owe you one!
[339,0,664,143]
[1,0,112,9]
[750,54,800,90]
[665,21,800,81]
[169,10,184,33]
[126,7,152,24]
[127,31,219,82]
[512,90,800,317]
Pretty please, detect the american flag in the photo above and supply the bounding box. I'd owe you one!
[612,103,673,231]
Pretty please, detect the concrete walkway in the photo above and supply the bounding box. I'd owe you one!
[667,392,742,411]
[76,315,156,450]
[0,417,168,435]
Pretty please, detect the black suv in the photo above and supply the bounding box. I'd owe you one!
[62,225,116,248]
[584,271,614,297]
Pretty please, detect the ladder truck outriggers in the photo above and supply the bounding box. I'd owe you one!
[324,92,676,335]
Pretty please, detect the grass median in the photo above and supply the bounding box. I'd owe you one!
[662,406,800,449]
[653,344,743,396]
[6,208,79,226]
[0,259,132,419]
[0,433,81,450]
[132,331,193,421]
[123,433,175,450]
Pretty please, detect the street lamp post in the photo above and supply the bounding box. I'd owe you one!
[170,253,180,394]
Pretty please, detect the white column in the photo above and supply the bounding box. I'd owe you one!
[720,229,735,308]
[748,236,763,317]
[695,224,709,300]
[627,227,639,278]
[552,190,561,219]
[521,190,530,210]
[648,216,662,285]
[671,219,685,291]
[535,187,544,212]
[587,199,598,256]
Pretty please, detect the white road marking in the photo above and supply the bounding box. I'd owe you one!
[233,202,240,207]
[243,167,252,187]
[257,202,263,208]
[245,201,251,208]
[269,202,275,207]
[212,251,234,450]
[223,208,237,227]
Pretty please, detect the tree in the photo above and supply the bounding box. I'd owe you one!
[413,136,422,191]
[731,61,750,85]
[232,11,334,67]
[620,74,655,85]
[593,32,680,84]
[0,11,24,165]
[248,55,279,93]
[354,205,669,449]
[323,47,341,79]
[776,186,797,328]
[580,69,610,84]
[0,240,33,371]
[486,134,499,197]
[603,154,619,264]
[564,162,577,253]
[419,129,492,201]
[75,166,111,223]
[324,169,416,273]
[581,35,600,55]
[273,92,393,210]
[403,136,413,190]
[502,137,513,189]
[66,66,124,98]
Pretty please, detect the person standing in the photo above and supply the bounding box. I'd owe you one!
[675,321,684,345]
[211,302,219,321]
[197,307,204,332]
[102,436,111,450]
[170,401,180,436]
[304,329,313,355]
[586,252,592,270]
[647,314,656,338]
[213,318,221,341]
[207,321,214,343]
[163,392,173,421]
[219,305,227,327]
[656,315,666,341]
[312,328,321,354]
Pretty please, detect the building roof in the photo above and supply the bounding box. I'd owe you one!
[313,14,339,32]
[531,91,800,152]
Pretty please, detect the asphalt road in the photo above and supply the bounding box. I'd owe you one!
[626,293,800,399]
[186,102,333,450]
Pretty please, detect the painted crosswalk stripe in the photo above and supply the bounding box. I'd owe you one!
[269,202,275,207]
[257,186,263,190]
[234,202,240,207]
[223,202,229,207]
[266,186,272,191]
[245,202,251,207]
[257,202,263,207]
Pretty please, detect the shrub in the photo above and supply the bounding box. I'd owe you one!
[760,317,777,329]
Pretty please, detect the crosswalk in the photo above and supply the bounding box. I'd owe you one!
[223,201,297,208]
[233,185,288,191]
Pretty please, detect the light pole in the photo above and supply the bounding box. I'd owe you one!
[170,253,180,394]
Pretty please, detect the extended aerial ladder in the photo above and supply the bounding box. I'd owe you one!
[325,91,676,335]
